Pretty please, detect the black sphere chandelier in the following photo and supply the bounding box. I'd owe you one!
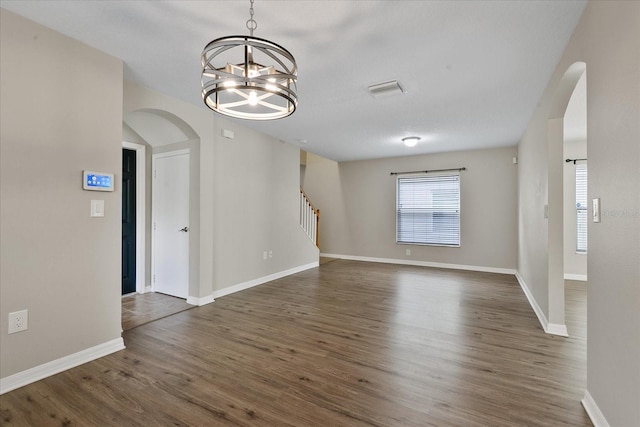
[201,0,298,120]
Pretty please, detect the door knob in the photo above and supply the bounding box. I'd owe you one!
[179,227,189,232]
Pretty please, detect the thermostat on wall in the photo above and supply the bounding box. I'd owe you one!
[83,170,114,191]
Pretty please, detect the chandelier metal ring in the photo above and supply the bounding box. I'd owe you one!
[201,0,298,120]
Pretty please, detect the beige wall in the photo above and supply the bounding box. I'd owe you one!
[1,10,318,383]
[304,146,518,271]
[123,81,319,299]
[212,117,320,290]
[518,1,640,425]
[0,10,123,377]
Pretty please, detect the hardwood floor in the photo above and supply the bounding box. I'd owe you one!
[565,280,587,340]
[1,260,591,426]
[122,292,193,331]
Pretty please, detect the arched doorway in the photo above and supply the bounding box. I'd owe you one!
[122,109,201,301]
[546,62,587,336]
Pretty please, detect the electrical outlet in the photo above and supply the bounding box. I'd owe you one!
[8,309,28,334]
[406,249,411,256]
[269,250,273,258]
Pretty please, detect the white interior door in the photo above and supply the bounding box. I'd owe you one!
[152,150,189,299]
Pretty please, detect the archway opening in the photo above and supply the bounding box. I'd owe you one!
[121,109,201,328]
[547,61,587,337]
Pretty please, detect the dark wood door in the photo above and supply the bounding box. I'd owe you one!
[122,148,136,295]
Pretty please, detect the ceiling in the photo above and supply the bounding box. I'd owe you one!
[1,0,587,162]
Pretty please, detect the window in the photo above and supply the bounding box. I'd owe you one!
[575,163,588,253]
[396,174,460,246]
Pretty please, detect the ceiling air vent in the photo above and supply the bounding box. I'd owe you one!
[367,80,405,98]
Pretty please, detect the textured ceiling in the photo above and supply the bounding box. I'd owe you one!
[1,0,587,161]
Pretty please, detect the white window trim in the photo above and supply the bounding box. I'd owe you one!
[395,172,461,248]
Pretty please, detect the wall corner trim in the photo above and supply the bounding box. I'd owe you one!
[212,262,319,300]
[515,272,569,337]
[582,390,611,427]
[321,253,516,275]
[186,295,215,306]
[564,273,588,281]
[546,323,569,336]
[0,337,125,395]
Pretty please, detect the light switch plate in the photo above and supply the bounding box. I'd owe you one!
[592,198,601,222]
[90,200,105,217]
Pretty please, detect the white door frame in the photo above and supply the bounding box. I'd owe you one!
[151,148,190,297]
[122,141,147,294]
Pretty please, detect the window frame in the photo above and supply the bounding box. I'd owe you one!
[395,172,461,247]
[575,162,588,254]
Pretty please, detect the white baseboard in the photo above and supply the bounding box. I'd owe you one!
[582,390,610,427]
[515,272,569,337]
[564,273,587,281]
[186,295,215,306]
[320,253,516,275]
[212,261,319,299]
[0,337,125,395]
[546,323,569,336]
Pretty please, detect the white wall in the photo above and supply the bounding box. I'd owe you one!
[0,9,124,378]
[303,146,518,271]
[563,140,587,278]
[517,1,640,425]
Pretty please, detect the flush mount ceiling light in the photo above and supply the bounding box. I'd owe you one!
[201,0,298,120]
[402,136,420,147]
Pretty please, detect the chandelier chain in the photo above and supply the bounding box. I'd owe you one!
[246,0,257,36]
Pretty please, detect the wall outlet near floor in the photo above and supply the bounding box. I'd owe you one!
[8,309,28,334]
[406,248,411,256]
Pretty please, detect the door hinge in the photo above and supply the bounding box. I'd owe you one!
[153,222,156,231]
[153,169,157,179]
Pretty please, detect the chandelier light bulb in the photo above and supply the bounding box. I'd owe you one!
[248,90,258,105]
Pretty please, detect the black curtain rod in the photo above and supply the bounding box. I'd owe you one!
[565,158,587,164]
[390,167,466,176]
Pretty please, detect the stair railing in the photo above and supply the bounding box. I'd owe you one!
[300,188,320,247]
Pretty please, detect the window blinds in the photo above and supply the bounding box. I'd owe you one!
[396,174,460,246]
[575,163,588,253]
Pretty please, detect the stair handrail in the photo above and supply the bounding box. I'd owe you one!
[300,188,320,248]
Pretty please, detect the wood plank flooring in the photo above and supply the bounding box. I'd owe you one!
[122,292,193,331]
[0,260,591,426]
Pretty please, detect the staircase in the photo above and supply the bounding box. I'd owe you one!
[300,188,320,248]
